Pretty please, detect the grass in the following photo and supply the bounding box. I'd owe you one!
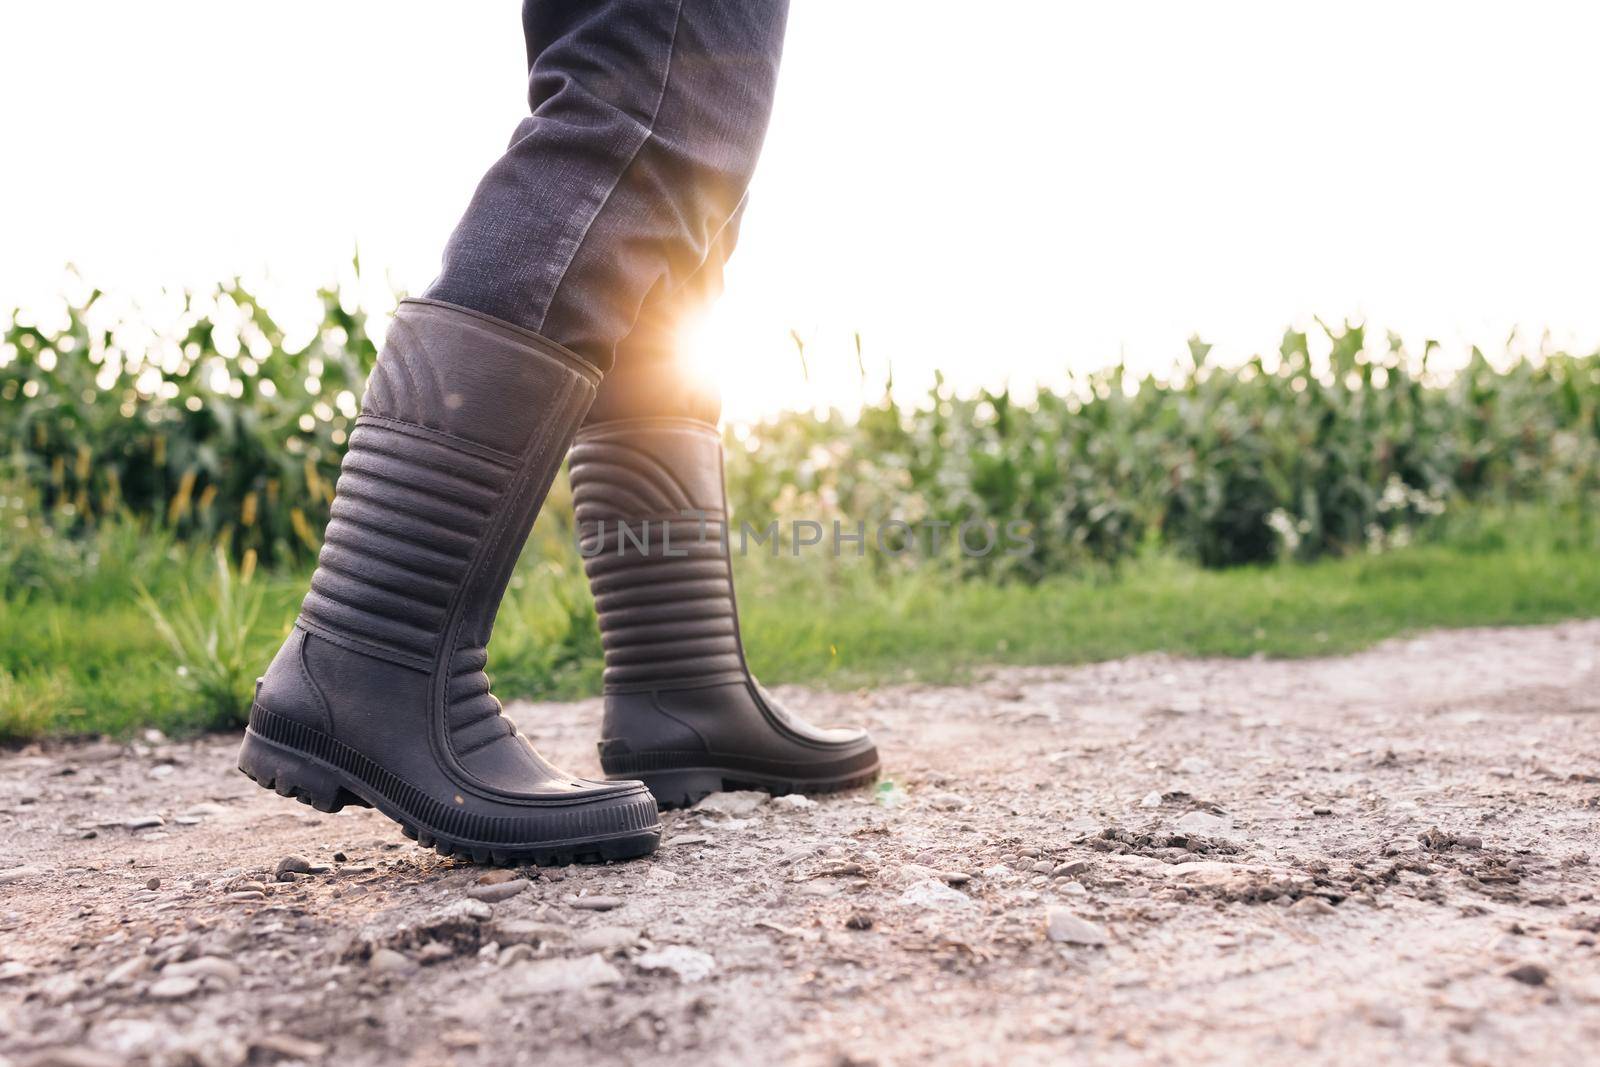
[1,506,1596,743]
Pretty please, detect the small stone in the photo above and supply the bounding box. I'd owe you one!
[416,941,455,965]
[225,891,265,903]
[1053,860,1090,878]
[635,946,717,983]
[440,1030,483,1050]
[250,1034,326,1061]
[179,802,226,818]
[897,878,974,910]
[937,870,972,886]
[493,920,569,946]
[771,793,816,810]
[568,895,624,912]
[477,869,518,885]
[694,791,769,816]
[438,898,494,922]
[332,851,348,863]
[369,948,413,975]
[124,815,165,831]
[1140,791,1163,808]
[147,975,201,1000]
[1290,896,1337,916]
[0,865,46,884]
[144,877,160,891]
[1503,962,1550,986]
[1030,860,1055,875]
[499,944,535,966]
[1046,907,1108,946]
[925,791,970,811]
[103,955,151,986]
[274,855,313,881]
[163,956,242,984]
[1176,756,1210,774]
[1312,806,1333,816]
[1175,811,1233,837]
[844,912,875,930]
[1060,881,1088,896]
[574,926,641,952]
[17,1049,125,1067]
[502,954,622,995]
[467,878,530,903]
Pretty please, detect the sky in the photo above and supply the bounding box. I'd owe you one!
[4,1,1599,421]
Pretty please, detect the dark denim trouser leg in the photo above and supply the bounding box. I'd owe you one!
[424,0,788,388]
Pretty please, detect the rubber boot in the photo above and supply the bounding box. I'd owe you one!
[238,299,660,864]
[568,416,880,807]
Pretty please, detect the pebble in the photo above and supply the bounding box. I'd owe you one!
[1175,811,1234,837]
[0,865,46,884]
[925,792,970,811]
[635,946,717,983]
[694,791,769,816]
[144,877,160,890]
[499,944,536,966]
[16,1049,125,1067]
[1503,962,1550,986]
[146,975,200,1000]
[163,956,242,984]
[1045,907,1109,946]
[368,948,413,975]
[897,878,974,910]
[501,954,622,995]
[568,895,624,912]
[416,941,455,965]
[1030,860,1055,875]
[1053,860,1090,878]
[275,855,315,880]
[103,955,151,986]
[467,879,530,903]
[1140,791,1163,808]
[1059,881,1088,897]
[179,802,226,819]
[435,898,494,923]
[476,869,519,885]
[845,912,875,930]
[250,1035,326,1061]
[574,926,641,952]
[493,920,569,946]
[771,793,817,810]
[1176,756,1210,774]
[124,815,165,831]
[1289,896,1337,916]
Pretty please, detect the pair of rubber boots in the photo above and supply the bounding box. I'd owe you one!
[237,300,878,864]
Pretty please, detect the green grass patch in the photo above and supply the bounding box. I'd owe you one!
[1,507,1596,743]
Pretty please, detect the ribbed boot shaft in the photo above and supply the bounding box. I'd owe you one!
[568,418,746,691]
[295,299,598,678]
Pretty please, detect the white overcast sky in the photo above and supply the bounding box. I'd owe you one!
[3,1,1598,419]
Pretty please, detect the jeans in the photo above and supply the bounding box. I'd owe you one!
[424,0,790,424]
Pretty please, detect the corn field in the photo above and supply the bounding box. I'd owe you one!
[4,280,1599,580]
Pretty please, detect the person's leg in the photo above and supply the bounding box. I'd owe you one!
[565,196,879,811]
[427,0,789,375]
[241,0,789,863]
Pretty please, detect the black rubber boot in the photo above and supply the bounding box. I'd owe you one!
[238,299,660,864]
[569,416,880,807]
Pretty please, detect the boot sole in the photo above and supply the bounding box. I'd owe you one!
[611,763,882,810]
[239,721,660,866]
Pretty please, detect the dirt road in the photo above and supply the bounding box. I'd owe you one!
[3,621,1599,1066]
